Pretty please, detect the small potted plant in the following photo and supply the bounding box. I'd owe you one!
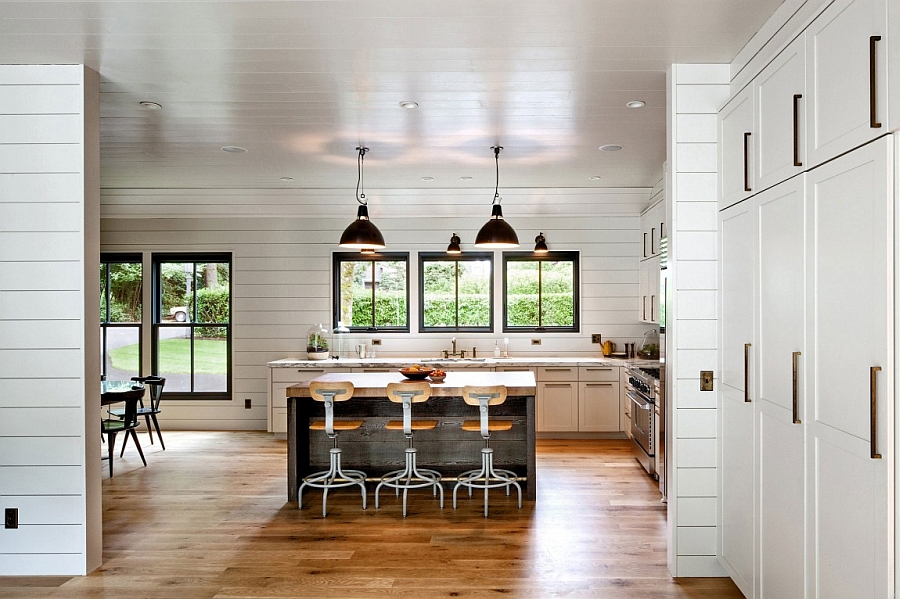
[306,324,330,360]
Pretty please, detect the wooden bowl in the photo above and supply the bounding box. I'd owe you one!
[399,367,434,380]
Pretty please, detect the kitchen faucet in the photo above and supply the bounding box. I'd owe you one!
[442,337,467,359]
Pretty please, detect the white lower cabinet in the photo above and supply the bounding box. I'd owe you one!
[578,367,620,432]
[536,366,622,433]
[717,136,893,598]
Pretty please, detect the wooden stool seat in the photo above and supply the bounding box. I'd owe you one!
[310,420,364,431]
[386,419,438,431]
[462,420,512,433]
[375,381,443,516]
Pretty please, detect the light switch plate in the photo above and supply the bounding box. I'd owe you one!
[5,508,18,529]
[700,371,714,391]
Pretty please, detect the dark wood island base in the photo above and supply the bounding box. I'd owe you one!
[286,371,537,503]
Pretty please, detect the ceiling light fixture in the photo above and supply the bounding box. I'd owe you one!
[280,176,294,181]
[421,176,434,181]
[626,100,646,108]
[339,146,386,250]
[221,146,247,153]
[446,233,462,254]
[474,146,519,249]
[589,175,602,181]
[399,101,419,109]
[460,176,474,181]
[599,144,623,152]
[139,101,162,110]
[533,232,549,254]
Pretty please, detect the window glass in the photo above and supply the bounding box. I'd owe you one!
[420,253,492,331]
[503,251,579,332]
[334,253,409,331]
[100,255,142,381]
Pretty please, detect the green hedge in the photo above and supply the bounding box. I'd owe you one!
[349,293,408,327]
[423,295,490,327]
[506,293,574,327]
[196,287,229,338]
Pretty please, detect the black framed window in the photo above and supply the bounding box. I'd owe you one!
[418,252,493,332]
[333,252,409,332]
[100,253,143,381]
[152,253,232,399]
[503,251,579,333]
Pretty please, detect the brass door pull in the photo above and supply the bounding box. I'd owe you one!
[792,351,801,423]
[792,95,803,166]
[744,343,751,402]
[870,366,882,459]
[743,132,752,192]
[870,36,882,129]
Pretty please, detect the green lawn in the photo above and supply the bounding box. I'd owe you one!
[109,339,227,374]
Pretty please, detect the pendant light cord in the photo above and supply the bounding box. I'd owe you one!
[492,145,502,205]
[356,146,368,205]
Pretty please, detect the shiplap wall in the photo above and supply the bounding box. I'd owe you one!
[666,64,730,577]
[99,186,654,429]
[0,65,102,575]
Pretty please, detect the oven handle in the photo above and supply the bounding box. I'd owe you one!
[626,390,651,411]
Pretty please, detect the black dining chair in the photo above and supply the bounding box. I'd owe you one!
[101,387,147,477]
[114,376,167,453]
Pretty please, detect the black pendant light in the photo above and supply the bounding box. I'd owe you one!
[533,232,549,253]
[446,233,462,254]
[474,146,519,248]
[339,146,386,249]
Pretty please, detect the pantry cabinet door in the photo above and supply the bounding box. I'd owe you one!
[805,0,888,168]
[806,137,892,599]
[755,177,807,599]
[755,33,807,192]
[718,201,756,598]
[719,86,755,211]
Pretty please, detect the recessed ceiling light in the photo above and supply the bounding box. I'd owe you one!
[399,101,419,109]
[599,144,623,152]
[139,101,162,110]
[221,146,247,153]
[589,175,602,180]
[460,176,474,181]
[626,100,646,109]
[421,176,434,181]
[280,177,294,181]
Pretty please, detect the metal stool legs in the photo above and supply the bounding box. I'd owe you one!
[453,443,522,517]
[375,438,443,517]
[299,435,367,517]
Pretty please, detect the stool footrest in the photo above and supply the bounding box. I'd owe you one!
[461,419,513,432]
[310,420,364,431]
[385,419,438,431]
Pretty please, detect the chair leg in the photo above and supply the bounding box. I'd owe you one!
[128,429,147,466]
[106,431,117,477]
[150,413,165,450]
[144,414,154,445]
[119,428,130,457]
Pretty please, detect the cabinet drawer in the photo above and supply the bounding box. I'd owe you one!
[272,408,287,434]
[579,366,619,382]
[537,366,578,381]
[272,367,328,383]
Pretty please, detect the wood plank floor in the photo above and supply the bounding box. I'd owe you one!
[0,432,743,598]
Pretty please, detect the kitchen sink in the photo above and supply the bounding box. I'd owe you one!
[417,357,487,363]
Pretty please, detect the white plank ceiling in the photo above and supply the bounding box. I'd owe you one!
[0,0,781,192]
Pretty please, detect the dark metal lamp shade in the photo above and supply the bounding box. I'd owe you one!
[534,232,548,253]
[339,205,386,249]
[446,233,462,254]
[475,204,519,248]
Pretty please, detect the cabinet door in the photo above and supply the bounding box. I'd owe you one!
[755,33,807,192]
[806,0,888,168]
[648,256,660,324]
[718,201,756,597]
[578,381,619,432]
[537,381,578,432]
[755,178,806,598]
[719,85,755,210]
[806,137,892,599]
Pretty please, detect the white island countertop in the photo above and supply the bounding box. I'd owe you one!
[268,356,659,369]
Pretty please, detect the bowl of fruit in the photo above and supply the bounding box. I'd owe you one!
[398,364,435,380]
[428,369,447,383]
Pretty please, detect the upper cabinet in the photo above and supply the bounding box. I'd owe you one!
[640,197,666,259]
[639,197,665,324]
[755,33,806,191]
[719,86,755,211]
[806,0,888,168]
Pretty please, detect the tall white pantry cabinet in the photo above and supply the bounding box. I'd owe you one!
[716,0,897,596]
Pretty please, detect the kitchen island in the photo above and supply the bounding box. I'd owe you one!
[286,370,537,501]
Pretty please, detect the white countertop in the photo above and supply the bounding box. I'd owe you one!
[268,356,659,369]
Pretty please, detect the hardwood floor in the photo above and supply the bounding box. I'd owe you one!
[0,432,743,598]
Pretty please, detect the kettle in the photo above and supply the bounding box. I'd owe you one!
[602,340,616,356]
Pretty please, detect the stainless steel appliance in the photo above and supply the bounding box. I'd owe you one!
[625,365,660,480]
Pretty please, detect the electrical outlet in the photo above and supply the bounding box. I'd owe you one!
[531,338,541,345]
[700,371,714,391]
[5,508,18,529]
[244,398,252,409]
[591,334,602,344]
[371,339,382,346]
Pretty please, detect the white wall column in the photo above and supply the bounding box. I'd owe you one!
[0,65,101,575]
[665,63,730,577]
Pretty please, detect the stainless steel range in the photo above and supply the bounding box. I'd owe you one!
[625,365,660,480]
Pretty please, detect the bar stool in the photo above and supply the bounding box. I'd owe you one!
[375,381,443,516]
[453,385,523,517]
[299,380,367,517]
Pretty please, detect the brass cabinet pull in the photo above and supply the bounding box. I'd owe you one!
[870,36,882,128]
[651,227,656,255]
[585,383,614,387]
[586,368,612,371]
[744,343,751,402]
[651,295,656,321]
[643,296,647,320]
[793,94,803,166]
[743,132,752,192]
[792,351,801,424]
[643,232,648,258]
[870,366,882,459]
[546,368,572,372]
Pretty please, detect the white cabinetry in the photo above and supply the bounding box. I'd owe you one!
[578,366,620,432]
[537,367,579,432]
[268,367,351,434]
[719,86,755,211]
[717,136,893,598]
[536,365,622,433]
[806,0,888,168]
[639,198,664,324]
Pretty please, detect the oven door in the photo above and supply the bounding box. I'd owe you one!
[628,390,656,477]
